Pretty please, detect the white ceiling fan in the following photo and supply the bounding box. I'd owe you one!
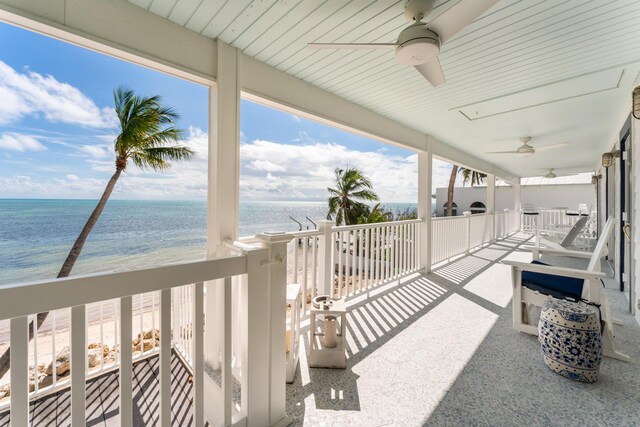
[540,168,579,179]
[486,137,569,157]
[307,0,499,87]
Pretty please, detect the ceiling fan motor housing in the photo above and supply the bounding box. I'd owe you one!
[395,25,440,65]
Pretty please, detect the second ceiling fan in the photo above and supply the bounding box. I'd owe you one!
[307,0,499,87]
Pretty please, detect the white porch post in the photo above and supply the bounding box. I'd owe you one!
[205,41,241,369]
[418,148,432,273]
[487,173,496,241]
[255,233,294,427]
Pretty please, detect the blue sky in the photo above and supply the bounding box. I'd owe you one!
[0,21,453,202]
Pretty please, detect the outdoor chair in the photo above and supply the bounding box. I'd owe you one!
[503,217,630,362]
[533,214,591,255]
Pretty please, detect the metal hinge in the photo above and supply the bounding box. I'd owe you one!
[622,212,627,221]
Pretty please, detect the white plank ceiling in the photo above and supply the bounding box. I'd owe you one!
[128,0,640,178]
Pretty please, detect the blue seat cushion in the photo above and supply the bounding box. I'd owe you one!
[521,260,584,301]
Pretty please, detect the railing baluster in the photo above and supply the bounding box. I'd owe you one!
[113,300,118,366]
[302,237,308,300]
[310,236,316,313]
[71,304,86,426]
[100,303,104,370]
[120,296,133,427]
[345,230,351,297]
[373,227,379,285]
[193,282,204,427]
[139,294,144,355]
[357,229,364,294]
[10,315,29,426]
[152,292,156,352]
[52,310,57,387]
[385,226,390,282]
[375,227,384,286]
[364,228,370,290]
[223,277,232,426]
[293,240,299,284]
[33,313,38,393]
[338,231,343,298]
[160,288,171,426]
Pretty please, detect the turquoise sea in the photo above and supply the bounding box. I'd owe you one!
[0,199,418,285]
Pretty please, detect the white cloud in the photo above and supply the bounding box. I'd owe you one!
[0,127,457,202]
[0,133,46,151]
[79,144,112,159]
[248,159,286,172]
[239,139,418,202]
[0,61,117,128]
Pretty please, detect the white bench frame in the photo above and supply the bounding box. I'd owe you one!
[503,217,630,362]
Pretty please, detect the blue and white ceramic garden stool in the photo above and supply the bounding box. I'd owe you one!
[538,299,602,383]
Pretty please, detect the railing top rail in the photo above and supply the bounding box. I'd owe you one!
[333,218,423,232]
[0,255,247,321]
[289,229,322,238]
[432,215,466,221]
[469,212,492,218]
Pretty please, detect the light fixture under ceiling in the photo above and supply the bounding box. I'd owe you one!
[633,85,640,120]
[602,150,621,168]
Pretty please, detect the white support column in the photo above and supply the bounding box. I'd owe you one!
[317,220,334,296]
[205,41,241,369]
[418,148,432,273]
[243,245,271,425]
[256,233,294,427]
[487,173,496,241]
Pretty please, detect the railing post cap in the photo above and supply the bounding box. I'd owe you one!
[317,219,335,225]
[255,232,295,245]
[463,211,472,216]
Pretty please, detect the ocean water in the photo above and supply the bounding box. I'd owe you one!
[0,199,417,285]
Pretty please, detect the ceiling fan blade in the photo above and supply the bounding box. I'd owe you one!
[535,142,569,152]
[485,151,519,154]
[414,57,446,87]
[428,0,500,43]
[307,43,398,50]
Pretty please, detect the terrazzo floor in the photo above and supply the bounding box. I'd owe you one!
[286,233,640,426]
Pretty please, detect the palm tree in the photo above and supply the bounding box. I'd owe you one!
[445,166,487,216]
[0,87,194,379]
[327,167,379,225]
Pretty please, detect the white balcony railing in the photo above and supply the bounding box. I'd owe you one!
[520,208,592,233]
[0,211,525,425]
[0,235,290,427]
[286,219,422,318]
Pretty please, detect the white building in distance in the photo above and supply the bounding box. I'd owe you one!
[435,172,595,217]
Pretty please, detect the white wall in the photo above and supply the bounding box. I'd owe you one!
[435,184,595,217]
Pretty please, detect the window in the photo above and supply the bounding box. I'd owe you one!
[443,202,458,216]
[470,201,486,214]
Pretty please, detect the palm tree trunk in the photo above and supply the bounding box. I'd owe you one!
[446,165,458,216]
[0,168,122,380]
